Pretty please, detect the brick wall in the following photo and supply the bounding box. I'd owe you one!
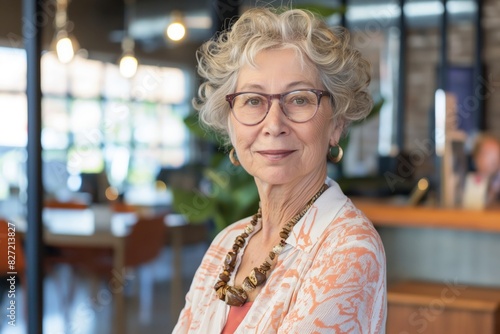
[484,0,500,137]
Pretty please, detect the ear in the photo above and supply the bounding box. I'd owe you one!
[329,120,344,146]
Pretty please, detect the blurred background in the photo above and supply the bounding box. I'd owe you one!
[1,0,500,333]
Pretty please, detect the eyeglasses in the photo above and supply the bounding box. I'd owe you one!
[225,89,331,126]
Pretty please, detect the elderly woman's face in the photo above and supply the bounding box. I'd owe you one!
[228,48,341,186]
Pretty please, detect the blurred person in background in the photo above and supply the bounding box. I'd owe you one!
[472,134,500,205]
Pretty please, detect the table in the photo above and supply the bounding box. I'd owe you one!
[42,206,129,334]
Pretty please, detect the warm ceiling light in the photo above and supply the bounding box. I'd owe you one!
[53,0,79,64]
[55,32,75,64]
[119,0,139,78]
[166,22,186,41]
[119,53,138,78]
[165,11,186,42]
[119,36,138,78]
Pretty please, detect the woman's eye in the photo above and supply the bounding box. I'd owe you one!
[245,97,263,106]
[249,98,261,105]
[292,97,306,105]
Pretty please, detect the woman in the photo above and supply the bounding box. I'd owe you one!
[174,7,386,333]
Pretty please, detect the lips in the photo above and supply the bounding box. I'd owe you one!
[257,150,295,161]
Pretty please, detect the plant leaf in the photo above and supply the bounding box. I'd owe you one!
[171,187,216,223]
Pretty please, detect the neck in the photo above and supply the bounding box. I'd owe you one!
[255,171,327,244]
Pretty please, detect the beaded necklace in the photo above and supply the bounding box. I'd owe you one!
[214,183,329,306]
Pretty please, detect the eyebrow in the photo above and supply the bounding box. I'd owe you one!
[237,81,316,92]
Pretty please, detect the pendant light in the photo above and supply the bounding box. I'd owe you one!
[53,0,79,64]
[119,0,139,78]
[165,11,187,42]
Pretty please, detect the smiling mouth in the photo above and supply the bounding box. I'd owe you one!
[257,150,295,160]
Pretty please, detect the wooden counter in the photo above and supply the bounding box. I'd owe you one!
[387,280,500,334]
[352,199,500,233]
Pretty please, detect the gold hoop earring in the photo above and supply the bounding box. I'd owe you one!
[229,148,240,166]
[328,145,343,163]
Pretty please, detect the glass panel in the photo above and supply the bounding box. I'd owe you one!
[103,144,130,191]
[127,148,160,186]
[131,65,187,103]
[69,99,102,146]
[103,100,132,144]
[102,63,131,100]
[131,65,163,102]
[41,52,69,96]
[0,47,26,92]
[159,67,187,104]
[69,56,104,98]
[42,97,70,150]
[0,93,27,147]
[131,102,160,146]
[67,146,104,174]
[0,149,27,218]
[158,104,188,147]
[43,149,70,194]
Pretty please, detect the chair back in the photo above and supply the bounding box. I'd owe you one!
[0,219,26,276]
[124,215,166,267]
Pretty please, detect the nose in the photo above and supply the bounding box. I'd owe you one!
[261,97,289,136]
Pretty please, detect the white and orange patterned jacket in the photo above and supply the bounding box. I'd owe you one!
[173,178,387,333]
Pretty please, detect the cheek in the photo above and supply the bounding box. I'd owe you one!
[311,116,335,142]
[228,119,254,150]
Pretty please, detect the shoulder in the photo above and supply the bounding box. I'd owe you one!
[210,216,252,248]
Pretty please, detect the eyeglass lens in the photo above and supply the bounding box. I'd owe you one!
[231,90,321,125]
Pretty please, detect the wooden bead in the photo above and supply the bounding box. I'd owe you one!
[245,224,254,234]
[268,251,276,260]
[260,261,271,271]
[249,267,267,286]
[272,244,284,254]
[225,286,248,306]
[219,272,230,283]
[225,252,237,267]
[235,236,245,247]
[214,280,226,291]
[241,277,256,292]
[279,231,289,239]
[216,285,227,300]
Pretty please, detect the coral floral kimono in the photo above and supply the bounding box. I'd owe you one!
[173,178,386,333]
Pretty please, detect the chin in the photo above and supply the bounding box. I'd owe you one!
[253,169,300,186]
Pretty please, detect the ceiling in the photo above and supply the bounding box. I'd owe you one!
[0,0,477,69]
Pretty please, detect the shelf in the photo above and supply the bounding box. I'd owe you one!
[352,198,500,233]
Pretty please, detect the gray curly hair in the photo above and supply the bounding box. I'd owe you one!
[194,7,372,145]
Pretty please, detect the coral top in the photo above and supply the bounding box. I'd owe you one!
[221,302,254,334]
[173,178,387,333]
